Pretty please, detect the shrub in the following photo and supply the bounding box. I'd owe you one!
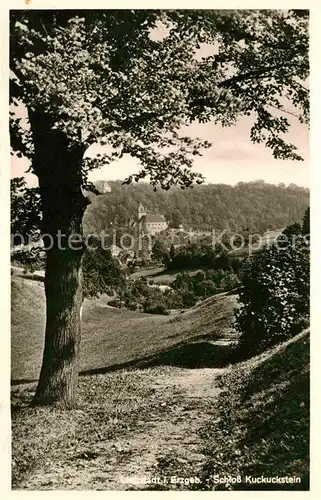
[193,270,206,283]
[235,234,309,357]
[230,257,242,276]
[107,299,122,308]
[172,271,193,291]
[195,279,216,297]
[220,272,240,292]
[125,301,138,311]
[11,245,45,272]
[143,302,169,315]
[171,268,239,303]
[163,289,184,309]
[205,268,225,285]
[181,291,197,307]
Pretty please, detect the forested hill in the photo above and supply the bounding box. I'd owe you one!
[83,180,309,235]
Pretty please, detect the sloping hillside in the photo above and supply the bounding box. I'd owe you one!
[11,330,309,490]
[11,277,238,382]
[197,330,310,490]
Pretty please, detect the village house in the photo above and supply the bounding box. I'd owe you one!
[134,202,168,235]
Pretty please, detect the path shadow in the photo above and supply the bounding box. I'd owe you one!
[11,341,237,385]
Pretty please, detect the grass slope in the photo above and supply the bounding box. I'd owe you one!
[128,267,210,285]
[196,330,310,490]
[11,331,309,490]
[11,277,238,382]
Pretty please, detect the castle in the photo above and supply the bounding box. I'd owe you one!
[134,202,168,235]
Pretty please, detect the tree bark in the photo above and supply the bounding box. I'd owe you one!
[30,115,88,408]
[33,243,83,407]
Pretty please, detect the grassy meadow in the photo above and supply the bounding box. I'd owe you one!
[11,276,238,382]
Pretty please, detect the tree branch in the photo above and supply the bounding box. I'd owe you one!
[267,103,301,120]
[294,80,309,92]
[217,63,297,88]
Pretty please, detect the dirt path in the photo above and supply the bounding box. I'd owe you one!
[20,367,224,490]
[105,368,225,490]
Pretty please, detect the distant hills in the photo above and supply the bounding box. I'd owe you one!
[83,180,309,235]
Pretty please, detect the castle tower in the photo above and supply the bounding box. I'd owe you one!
[138,202,147,220]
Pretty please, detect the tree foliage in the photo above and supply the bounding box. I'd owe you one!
[235,222,309,356]
[82,238,125,299]
[302,206,310,235]
[83,180,309,235]
[11,177,42,243]
[172,268,239,298]
[151,238,168,263]
[167,244,232,271]
[11,9,309,191]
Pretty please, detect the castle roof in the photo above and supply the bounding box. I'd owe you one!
[139,214,166,223]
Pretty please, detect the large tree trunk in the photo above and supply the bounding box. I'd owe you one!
[33,243,83,407]
[30,115,88,408]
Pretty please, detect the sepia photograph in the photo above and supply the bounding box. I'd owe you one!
[9,6,310,491]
